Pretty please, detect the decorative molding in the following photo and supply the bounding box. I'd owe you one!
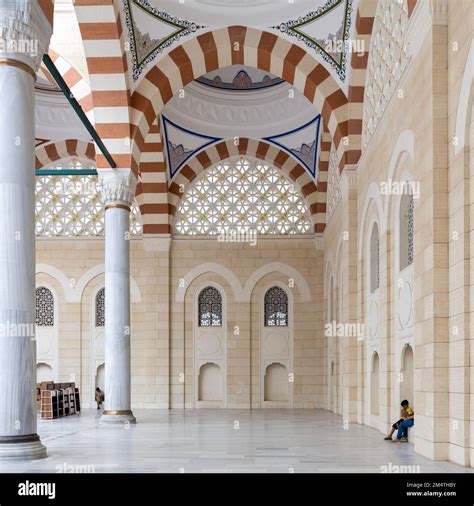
[0,0,52,72]
[196,69,284,91]
[99,169,138,207]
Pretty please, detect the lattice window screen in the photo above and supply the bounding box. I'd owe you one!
[198,287,222,327]
[35,287,54,327]
[264,286,288,326]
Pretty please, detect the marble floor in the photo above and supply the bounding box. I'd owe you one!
[0,409,472,473]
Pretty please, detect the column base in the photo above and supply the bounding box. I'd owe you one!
[0,434,47,459]
[100,410,136,424]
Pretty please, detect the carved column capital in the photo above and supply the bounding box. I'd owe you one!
[99,169,137,209]
[0,0,53,73]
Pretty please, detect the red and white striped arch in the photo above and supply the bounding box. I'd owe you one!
[35,139,95,169]
[74,0,131,170]
[159,138,323,235]
[38,49,94,122]
[129,26,354,177]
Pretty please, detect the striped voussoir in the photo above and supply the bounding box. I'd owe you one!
[344,0,418,172]
[164,138,322,234]
[315,125,332,234]
[74,0,132,171]
[130,26,353,179]
[35,139,96,169]
[38,49,94,123]
[135,121,169,234]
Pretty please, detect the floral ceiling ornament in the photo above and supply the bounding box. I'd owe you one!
[275,0,353,81]
[123,0,203,81]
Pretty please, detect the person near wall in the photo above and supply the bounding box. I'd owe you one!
[95,387,105,410]
[384,399,414,442]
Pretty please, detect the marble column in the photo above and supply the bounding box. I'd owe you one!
[99,170,137,424]
[0,1,52,458]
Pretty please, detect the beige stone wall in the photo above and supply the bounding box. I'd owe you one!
[322,0,474,466]
[35,236,323,410]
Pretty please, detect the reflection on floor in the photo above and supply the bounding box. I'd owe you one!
[1,409,472,473]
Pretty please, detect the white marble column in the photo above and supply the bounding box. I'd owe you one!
[99,170,137,424]
[0,1,52,459]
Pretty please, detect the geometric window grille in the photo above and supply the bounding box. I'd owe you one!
[264,286,288,326]
[370,224,380,293]
[198,286,222,327]
[35,158,142,237]
[174,158,312,235]
[35,287,54,327]
[407,193,414,266]
[95,288,105,327]
[363,0,410,148]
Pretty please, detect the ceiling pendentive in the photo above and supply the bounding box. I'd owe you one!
[275,0,353,81]
[123,0,202,81]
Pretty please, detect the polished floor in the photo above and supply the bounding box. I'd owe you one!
[1,409,472,473]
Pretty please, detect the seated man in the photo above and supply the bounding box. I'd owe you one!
[384,399,414,441]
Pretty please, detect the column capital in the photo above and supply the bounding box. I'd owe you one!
[99,169,137,208]
[0,0,53,74]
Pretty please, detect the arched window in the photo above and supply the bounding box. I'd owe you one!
[370,224,380,292]
[95,288,105,327]
[264,286,288,326]
[174,158,312,235]
[400,191,414,270]
[35,287,54,327]
[198,287,222,327]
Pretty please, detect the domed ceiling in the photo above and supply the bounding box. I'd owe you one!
[161,65,322,181]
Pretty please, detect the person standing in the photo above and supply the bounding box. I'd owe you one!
[95,387,105,410]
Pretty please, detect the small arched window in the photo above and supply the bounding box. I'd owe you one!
[264,286,288,326]
[370,223,380,292]
[35,287,54,326]
[400,191,414,270]
[95,288,105,327]
[198,287,222,326]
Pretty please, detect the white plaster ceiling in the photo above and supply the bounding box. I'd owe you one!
[161,65,322,181]
[163,65,315,139]
[35,79,92,143]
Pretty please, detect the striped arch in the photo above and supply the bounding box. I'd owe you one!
[74,0,131,170]
[347,0,418,166]
[35,139,95,169]
[316,124,332,231]
[130,26,355,177]
[163,138,324,235]
[38,49,93,121]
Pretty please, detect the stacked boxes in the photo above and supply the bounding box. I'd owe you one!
[38,382,81,419]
